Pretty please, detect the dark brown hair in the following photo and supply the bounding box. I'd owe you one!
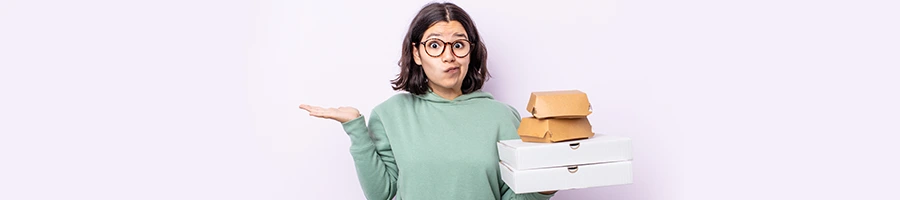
[391,2,490,95]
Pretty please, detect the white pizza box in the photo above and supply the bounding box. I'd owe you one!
[500,160,633,194]
[498,134,632,170]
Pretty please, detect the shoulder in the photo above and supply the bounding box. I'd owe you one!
[473,98,524,129]
[372,92,416,114]
[473,98,522,120]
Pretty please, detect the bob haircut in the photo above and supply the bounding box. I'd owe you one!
[391,2,490,95]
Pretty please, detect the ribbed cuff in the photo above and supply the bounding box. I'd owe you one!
[341,115,366,135]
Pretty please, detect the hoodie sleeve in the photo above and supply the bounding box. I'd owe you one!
[341,110,399,200]
[498,105,556,200]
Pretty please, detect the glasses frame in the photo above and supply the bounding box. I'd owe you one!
[416,38,474,58]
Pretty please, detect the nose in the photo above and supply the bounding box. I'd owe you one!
[441,45,456,63]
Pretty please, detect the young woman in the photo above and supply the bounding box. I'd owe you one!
[300,3,556,200]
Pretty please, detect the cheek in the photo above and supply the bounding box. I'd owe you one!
[419,58,441,77]
[459,58,472,74]
[420,58,439,71]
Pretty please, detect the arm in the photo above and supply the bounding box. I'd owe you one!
[499,105,556,200]
[341,111,399,200]
[500,182,556,200]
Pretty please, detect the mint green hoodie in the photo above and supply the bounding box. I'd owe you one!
[341,90,555,200]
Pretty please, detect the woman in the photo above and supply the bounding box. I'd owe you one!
[299,3,556,200]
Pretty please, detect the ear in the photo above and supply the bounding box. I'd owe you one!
[412,44,423,65]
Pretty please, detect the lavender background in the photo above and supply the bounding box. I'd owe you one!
[1,0,898,199]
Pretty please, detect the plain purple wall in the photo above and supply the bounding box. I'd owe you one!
[1,0,898,199]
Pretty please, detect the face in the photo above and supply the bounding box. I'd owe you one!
[413,20,471,93]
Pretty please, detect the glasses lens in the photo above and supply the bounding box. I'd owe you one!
[452,40,471,57]
[423,40,444,57]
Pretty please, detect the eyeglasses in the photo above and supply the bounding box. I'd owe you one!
[416,38,473,58]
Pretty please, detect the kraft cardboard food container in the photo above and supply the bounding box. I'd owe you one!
[497,135,633,170]
[526,90,592,119]
[517,117,594,143]
[499,160,633,194]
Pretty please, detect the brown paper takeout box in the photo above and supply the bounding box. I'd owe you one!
[517,117,594,143]
[503,90,633,193]
[525,90,592,119]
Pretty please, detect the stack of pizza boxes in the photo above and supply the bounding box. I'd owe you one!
[497,90,634,194]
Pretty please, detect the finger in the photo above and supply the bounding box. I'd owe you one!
[299,104,319,112]
[308,112,328,118]
[307,107,322,115]
[303,105,325,113]
[311,107,328,115]
[309,107,336,118]
[307,109,331,118]
[319,108,338,118]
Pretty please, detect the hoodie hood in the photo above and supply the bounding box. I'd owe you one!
[415,90,494,103]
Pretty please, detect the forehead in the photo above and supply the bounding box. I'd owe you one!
[423,20,468,39]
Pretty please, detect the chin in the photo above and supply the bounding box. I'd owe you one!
[436,82,459,90]
[439,83,457,89]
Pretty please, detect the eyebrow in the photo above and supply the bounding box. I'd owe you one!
[426,33,469,39]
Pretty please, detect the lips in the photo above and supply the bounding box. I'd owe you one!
[444,66,460,73]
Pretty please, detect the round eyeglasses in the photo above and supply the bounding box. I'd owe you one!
[417,38,473,58]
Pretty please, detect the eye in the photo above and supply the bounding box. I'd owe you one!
[428,41,441,49]
[453,42,464,49]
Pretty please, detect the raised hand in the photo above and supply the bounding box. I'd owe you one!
[299,104,361,123]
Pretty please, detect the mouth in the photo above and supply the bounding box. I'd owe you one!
[444,66,461,73]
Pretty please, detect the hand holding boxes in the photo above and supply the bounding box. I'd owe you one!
[498,90,634,194]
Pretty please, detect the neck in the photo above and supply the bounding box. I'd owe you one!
[428,83,463,101]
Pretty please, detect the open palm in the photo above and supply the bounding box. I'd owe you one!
[299,104,361,123]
